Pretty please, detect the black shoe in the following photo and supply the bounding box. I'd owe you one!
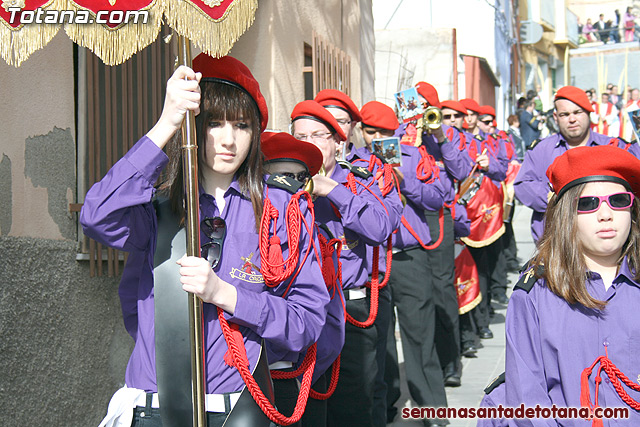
[493,293,509,304]
[443,361,462,387]
[461,345,478,357]
[479,327,494,339]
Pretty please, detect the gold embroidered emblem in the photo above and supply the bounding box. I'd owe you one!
[340,234,359,251]
[455,278,475,296]
[357,167,368,175]
[2,0,25,12]
[203,0,223,7]
[230,253,264,283]
[480,203,499,223]
[523,268,535,283]
[274,175,292,187]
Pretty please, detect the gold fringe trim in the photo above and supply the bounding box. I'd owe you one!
[64,0,162,66]
[458,292,482,315]
[460,224,506,248]
[0,0,65,67]
[164,0,257,58]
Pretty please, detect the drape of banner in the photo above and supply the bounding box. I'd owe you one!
[1,0,257,66]
[460,176,505,248]
[454,245,481,315]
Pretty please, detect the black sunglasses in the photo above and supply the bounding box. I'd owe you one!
[201,216,226,268]
[576,192,635,213]
[443,113,463,120]
[480,119,493,125]
[282,171,312,184]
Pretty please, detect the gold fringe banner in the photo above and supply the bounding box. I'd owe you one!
[64,0,162,65]
[164,0,257,58]
[0,0,65,67]
[458,292,481,315]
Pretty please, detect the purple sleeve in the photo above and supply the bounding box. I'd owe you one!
[327,179,393,246]
[625,141,640,158]
[398,149,445,211]
[485,137,508,182]
[229,196,329,355]
[505,289,557,426]
[439,125,474,181]
[513,147,551,213]
[80,136,168,252]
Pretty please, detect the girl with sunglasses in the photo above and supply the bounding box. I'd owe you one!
[505,145,640,425]
[81,54,328,427]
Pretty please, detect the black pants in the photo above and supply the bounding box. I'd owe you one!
[300,371,328,427]
[273,375,301,427]
[327,295,378,427]
[425,209,460,373]
[464,239,502,334]
[373,283,392,427]
[385,247,447,411]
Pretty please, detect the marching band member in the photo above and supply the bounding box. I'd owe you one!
[81,54,328,427]
[514,86,640,243]
[507,145,640,426]
[314,89,362,161]
[390,82,456,425]
[261,131,342,427]
[289,100,395,427]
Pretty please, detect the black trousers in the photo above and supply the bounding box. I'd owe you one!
[385,247,447,410]
[327,295,378,427]
[490,233,508,300]
[373,283,392,427]
[425,209,460,373]
[300,371,328,427]
[464,239,502,334]
[273,375,301,427]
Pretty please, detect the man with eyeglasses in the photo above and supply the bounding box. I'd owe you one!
[314,89,362,161]
[514,85,640,243]
[290,100,400,427]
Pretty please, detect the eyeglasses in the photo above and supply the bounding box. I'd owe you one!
[282,171,312,184]
[201,216,226,268]
[293,132,333,143]
[443,113,463,120]
[576,192,635,213]
[336,118,352,126]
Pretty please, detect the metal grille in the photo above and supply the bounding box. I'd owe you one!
[72,26,174,277]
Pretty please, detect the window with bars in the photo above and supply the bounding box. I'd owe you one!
[72,26,175,277]
[304,31,352,99]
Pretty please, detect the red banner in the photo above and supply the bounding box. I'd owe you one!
[455,245,481,314]
[460,176,505,248]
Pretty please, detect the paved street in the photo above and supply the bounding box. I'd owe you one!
[389,204,536,426]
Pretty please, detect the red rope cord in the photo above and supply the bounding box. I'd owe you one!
[400,207,445,251]
[309,355,341,400]
[218,307,316,426]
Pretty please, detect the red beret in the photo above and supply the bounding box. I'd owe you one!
[440,100,468,115]
[554,86,594,113]
[460,98,481,114]
[415,81,441,108]
[261,132,323,176]
[478,105,496,118]
[360,101,399,131]
[291,100,347,141]
[546,145,640,198]
[314,89,362,123]
[192,54,269,132]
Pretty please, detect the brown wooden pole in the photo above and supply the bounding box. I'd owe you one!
[176,34,207,427]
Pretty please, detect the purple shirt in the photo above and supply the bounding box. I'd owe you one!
[395,123,472,203]
[505,258,640,426]
[80,136,329,394]
[393,144,446,250]
[463,132,509,183]
[513,131,640,241]
[348,145,404,274]
[313,162,394,289]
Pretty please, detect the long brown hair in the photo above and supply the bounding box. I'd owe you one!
[532,183,640,310]
[159,81,264,231]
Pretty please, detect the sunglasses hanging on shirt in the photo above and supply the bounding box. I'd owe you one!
[201,216,227,268]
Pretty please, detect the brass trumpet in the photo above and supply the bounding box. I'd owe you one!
[304,164,326,194]
[415,106,442,147]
